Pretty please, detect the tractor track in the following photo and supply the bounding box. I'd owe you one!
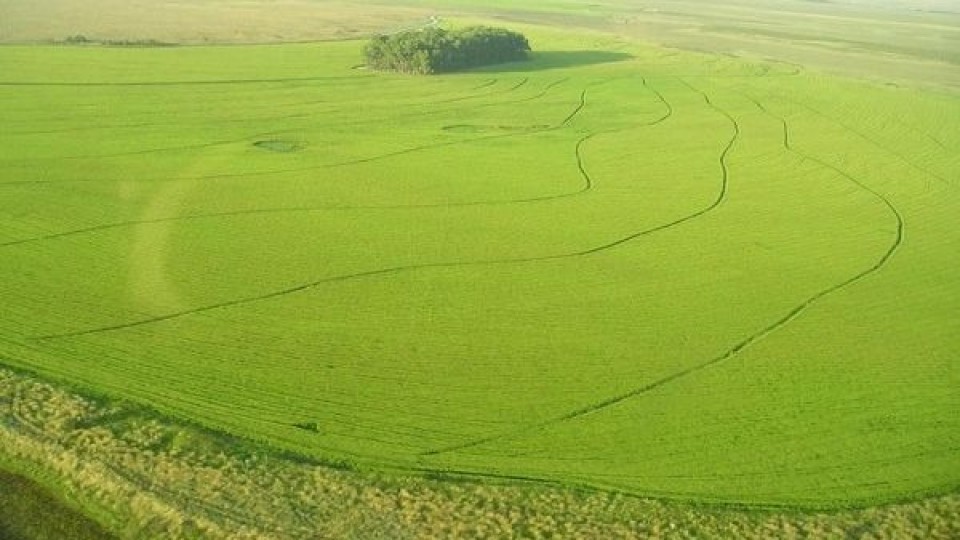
[420,79,737,456]
[1,87,599,249]
[3,78,673,248]
[327,86,584,169]
[0,79,571,183]
[421,90,905,459]
[325,76,636,168]
[31,79,697,341]
[559,89,587,126]
[0,77,531,165]
[775,94,954,187]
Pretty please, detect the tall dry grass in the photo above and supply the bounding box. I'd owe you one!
[1,367,958,539]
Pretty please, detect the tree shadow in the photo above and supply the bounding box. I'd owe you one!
[471,50,634,73]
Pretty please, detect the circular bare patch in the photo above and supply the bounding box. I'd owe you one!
[254,140,304,153]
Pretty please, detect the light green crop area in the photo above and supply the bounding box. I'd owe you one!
[1,22,958,508]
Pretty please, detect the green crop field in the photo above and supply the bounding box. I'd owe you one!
[1,0,959,525]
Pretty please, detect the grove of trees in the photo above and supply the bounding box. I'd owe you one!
[364,26,530,74]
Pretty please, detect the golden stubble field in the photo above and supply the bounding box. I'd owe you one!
[0,0,432,43]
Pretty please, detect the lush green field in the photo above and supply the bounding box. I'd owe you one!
[1,15,958,513]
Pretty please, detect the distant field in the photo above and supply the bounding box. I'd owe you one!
[1,11,957,510]
[2,0,959,88]
[0,0,434,43]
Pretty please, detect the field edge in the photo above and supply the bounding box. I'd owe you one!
[2,363,959,539]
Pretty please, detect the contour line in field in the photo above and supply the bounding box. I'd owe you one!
[1,81,610,248]
[31,79,729,341]
[421,88,905,459]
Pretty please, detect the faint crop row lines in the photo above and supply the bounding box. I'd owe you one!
[0,76,528,165]
[31,81,683,340]
[3,90,338,135]
[0,75,514,139]
[0,79,598,246]
[3,100,331,137]
[424,91,905,463]
[323,77,642,168]
[63,369,434,456]
[0,75,367,87]
[29,336,529,443]
[434,77,528,104]
[420,79,737,456]
[0,127,291,164]
[0,90,595,248]
[0,78,569,182]
[469,78,498,90]
[309,77,567,135]
[1,77,669,248]
[4,331,959,536]
[774,93,954,187]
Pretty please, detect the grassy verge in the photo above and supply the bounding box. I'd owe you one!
[1,366,958,538]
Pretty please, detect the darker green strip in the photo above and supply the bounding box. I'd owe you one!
[0,468,116,540]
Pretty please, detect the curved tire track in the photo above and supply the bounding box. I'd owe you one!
[3,86,600,249]
[422,91,904,459]
[421,80,737,456]
[6,79,671,248]
[559,89,587,126]
[32,80,704,341]
[1,78,531,165]
[0,80,571,184]
[329,79,587,168]
[469,78,498,90]
[7,77,648,247]
[434,77,528,104]
[0,133,597,249]
[775,94,954,187]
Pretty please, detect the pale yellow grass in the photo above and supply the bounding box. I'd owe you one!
[1,368,958,539]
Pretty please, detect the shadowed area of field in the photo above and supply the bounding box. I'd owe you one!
[0,467,116,540]
[476,50,634,72]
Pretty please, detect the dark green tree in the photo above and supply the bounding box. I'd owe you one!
[364,26,530,74]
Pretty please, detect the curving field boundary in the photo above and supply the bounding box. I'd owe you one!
[422,79,739,455]
[3,79,673,250]
[1,75,536,166]
[31,79,712,341]
[0,86,593,248]
[421,88,905,464]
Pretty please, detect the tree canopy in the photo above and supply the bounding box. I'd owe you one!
[364,26,530,74]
